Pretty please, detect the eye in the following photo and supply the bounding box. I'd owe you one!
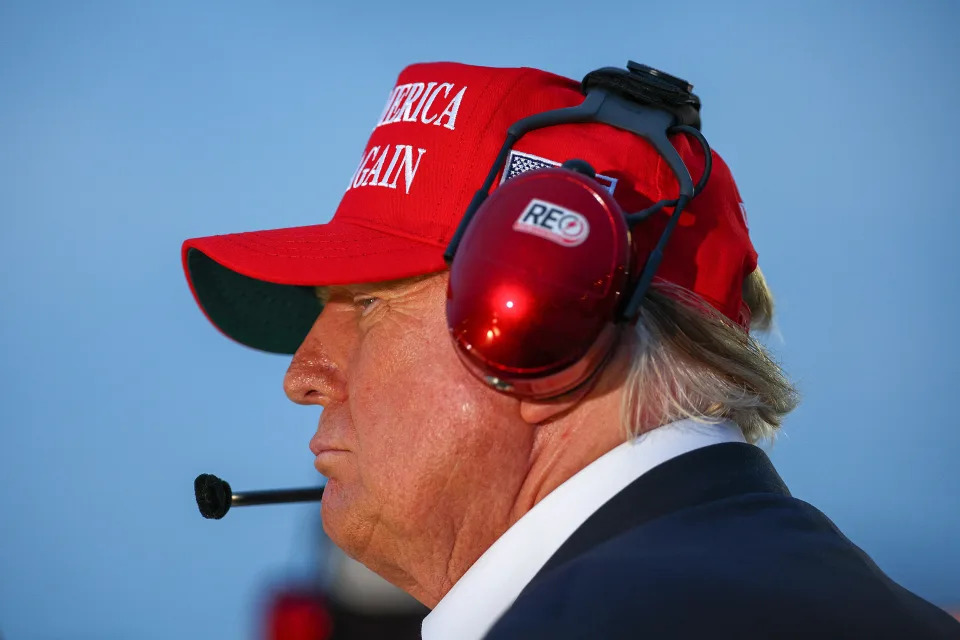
[353,295,380,316]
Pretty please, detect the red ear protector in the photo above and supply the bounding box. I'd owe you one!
[443,62,713,400]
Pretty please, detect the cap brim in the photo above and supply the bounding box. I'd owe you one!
[182,219,447,354]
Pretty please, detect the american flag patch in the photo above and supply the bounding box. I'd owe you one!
[500,150,618,195]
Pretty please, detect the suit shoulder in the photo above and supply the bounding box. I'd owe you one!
[488,552,960,640]
[485,552,767,639]
[486,497,960,639]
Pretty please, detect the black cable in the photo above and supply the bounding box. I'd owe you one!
[669,124,712,196]
[624,126,712,227]
[622,193,692,321]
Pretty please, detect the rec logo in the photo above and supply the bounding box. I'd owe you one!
[513,199,590,247]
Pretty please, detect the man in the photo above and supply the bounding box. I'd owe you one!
[182,61,960,638]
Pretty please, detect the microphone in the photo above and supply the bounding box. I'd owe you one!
[194,473,325,519]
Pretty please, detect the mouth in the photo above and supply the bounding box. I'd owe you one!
[310,434,350,474]
[310,439,349,455]
[309,414,351,474]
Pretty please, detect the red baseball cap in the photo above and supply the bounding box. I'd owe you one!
[182,61,757,354]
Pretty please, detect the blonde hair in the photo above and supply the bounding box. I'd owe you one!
[620,267,798,444]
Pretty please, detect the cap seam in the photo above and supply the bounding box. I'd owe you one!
[440,68,543,245]
[333,217,447,249]
[219,233,437,259]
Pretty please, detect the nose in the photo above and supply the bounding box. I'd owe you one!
[283,310,350,407]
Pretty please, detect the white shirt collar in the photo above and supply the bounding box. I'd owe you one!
[421,418,746,640]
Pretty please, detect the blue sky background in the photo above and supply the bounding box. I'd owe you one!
[1,1,958,638]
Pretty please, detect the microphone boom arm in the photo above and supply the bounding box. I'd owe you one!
[194,473,324,519]
[232,487,325,507]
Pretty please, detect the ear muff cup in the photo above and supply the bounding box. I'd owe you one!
[446,167,631,399]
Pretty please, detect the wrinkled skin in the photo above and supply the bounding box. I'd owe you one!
[284,272,629,606]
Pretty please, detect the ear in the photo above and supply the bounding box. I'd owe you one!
[519,383,593,425]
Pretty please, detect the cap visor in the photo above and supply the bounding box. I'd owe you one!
[182,219,447,354]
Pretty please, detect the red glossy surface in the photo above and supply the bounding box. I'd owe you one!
[447,168,630,399]
[266,591,333,640]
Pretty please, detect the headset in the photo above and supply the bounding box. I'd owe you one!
[442,61,713,401]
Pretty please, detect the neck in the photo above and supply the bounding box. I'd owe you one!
[510,394,626,524]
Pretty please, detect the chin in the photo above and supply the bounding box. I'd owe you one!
[320,481,368,557]
[319,481,346,536]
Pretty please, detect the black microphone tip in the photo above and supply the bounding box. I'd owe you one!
[194,473,232,519]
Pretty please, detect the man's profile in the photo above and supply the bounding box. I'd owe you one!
[181,61,960,638]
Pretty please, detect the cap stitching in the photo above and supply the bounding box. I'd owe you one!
[337,217,447,248]
[223,234,432,258]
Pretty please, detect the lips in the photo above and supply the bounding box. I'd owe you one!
[309,416,351,476]
[313,449,349,475]
[310,439,349,456]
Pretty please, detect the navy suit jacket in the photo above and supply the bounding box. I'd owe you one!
[485,443,960,639]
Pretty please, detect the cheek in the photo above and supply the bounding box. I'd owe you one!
[352,321,473,452]
[348,315,518,515]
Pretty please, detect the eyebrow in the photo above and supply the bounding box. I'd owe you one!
[314,285,364,303]
[314,275,432,302]
[315,283,390,297]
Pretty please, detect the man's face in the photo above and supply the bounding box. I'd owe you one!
[284,272,534,602]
